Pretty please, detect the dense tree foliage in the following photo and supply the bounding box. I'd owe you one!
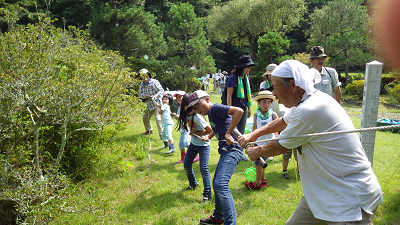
[90,2,167,59]
[307,0,373,78]
[206,0,305,59]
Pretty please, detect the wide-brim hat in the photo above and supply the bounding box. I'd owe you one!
[308,46,328,59]
[262,63,278,77]
[234,55,257,69]
[186,90,209,113]
[254,90,275,102]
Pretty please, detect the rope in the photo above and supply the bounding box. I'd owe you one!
[244,124,400,149]
[190,125,400,149]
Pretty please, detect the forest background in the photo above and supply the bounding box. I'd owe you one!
[1,0,400,224]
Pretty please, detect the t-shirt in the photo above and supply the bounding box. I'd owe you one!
[187,114,210,147]
[255,112,274,146]
[313,67,341,97]
[207,103,242,152]
[226,74,249,109]
[161,104,173,127]
[278,91,383,222]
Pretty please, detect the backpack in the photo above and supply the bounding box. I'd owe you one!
[221,87,227,105]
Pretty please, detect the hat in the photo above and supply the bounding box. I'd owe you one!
[187,90,209,108]
[308,46,328,59]
[262,63,278,77]
[139,68,149,74]
[254,90,275,102]
[234,55,257,69]
[173,91,186,97]
[222,71,228,75]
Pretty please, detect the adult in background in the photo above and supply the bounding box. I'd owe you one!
[259,63,277,92]
[239,60,383,224]
[138,69,164,138]
[218,71,227,95]
[309,46,342,104]
[226,55,256,135]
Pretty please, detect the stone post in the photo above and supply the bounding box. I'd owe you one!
[360,61,383,165]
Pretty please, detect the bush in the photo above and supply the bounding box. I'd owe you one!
[390,83,400,103]
[274,55,293,64]
[345,80,365,100]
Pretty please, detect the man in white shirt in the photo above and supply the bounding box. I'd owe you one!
[238,60,383,224]
[309,46,342,104]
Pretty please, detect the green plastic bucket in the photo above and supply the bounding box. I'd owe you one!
[245,167,256,182]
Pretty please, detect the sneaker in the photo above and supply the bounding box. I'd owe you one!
[245,181,263,190]
[200,215,224,225]
[282,172,289,180]
[184,184,198,191]
[202,196,211,202]
[260,179,268,187]
[142,130,154,135]
[267,157,273,161]
[166,148,176,154]
[193,155,199,163]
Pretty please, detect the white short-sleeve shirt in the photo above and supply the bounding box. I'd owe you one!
[278,91,383,222]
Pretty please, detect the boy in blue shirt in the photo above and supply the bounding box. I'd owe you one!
[186,90,244,225]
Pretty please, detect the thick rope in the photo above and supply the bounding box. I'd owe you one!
[191,125,400,149]
[244,124,400,149]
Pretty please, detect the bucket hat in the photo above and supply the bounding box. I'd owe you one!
[234,55,257,69]
[262,64,278,77]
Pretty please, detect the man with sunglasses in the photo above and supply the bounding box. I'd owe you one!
[309,46,342,104]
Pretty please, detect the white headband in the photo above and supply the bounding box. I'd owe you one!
[271,60,317,95]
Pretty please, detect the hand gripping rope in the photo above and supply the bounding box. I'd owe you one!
[193,124,400,166]
[192,128,268,168]
[243,124,400,149]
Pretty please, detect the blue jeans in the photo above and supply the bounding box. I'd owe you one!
[212,147,242,225]
[183,143,212,198]
[236,107,247,135]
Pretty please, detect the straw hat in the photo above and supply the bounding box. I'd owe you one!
[254,90,275,102]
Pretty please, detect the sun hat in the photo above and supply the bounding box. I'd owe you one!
[222,71,228,75]
[173,90,186,97]
[186,90,209,114]
[308,46,328,59]
[254,90,275,102]
[262,64,278,77]
[234,55,257,69]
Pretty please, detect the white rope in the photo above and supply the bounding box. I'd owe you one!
[244,124,400,149]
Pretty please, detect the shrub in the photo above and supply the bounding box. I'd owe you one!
[345,80,365,100]
[274,55,293,64]
[390,83,400,103]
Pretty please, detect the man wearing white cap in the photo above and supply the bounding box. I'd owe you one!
[138,68,164,138]
[239,60,383,224]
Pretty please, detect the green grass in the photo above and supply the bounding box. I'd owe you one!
[51,90,400,225]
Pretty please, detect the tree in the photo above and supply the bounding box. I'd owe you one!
[163,2,215,86]
[307,0,373,79]
[257,31,290,65]
[90,3,167,59]
[206,0,305,59]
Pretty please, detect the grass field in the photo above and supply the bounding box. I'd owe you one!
[52,89,400,225]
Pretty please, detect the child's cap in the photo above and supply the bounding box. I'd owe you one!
[173,91,186,97]
[254,90,275,102]
[188,90,209,108]
[185,90,209,114]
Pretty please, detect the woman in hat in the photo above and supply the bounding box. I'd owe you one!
[226,55,256,135]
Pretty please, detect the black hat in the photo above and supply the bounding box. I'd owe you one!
[308,46,328,59]
[234,55,257,69]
